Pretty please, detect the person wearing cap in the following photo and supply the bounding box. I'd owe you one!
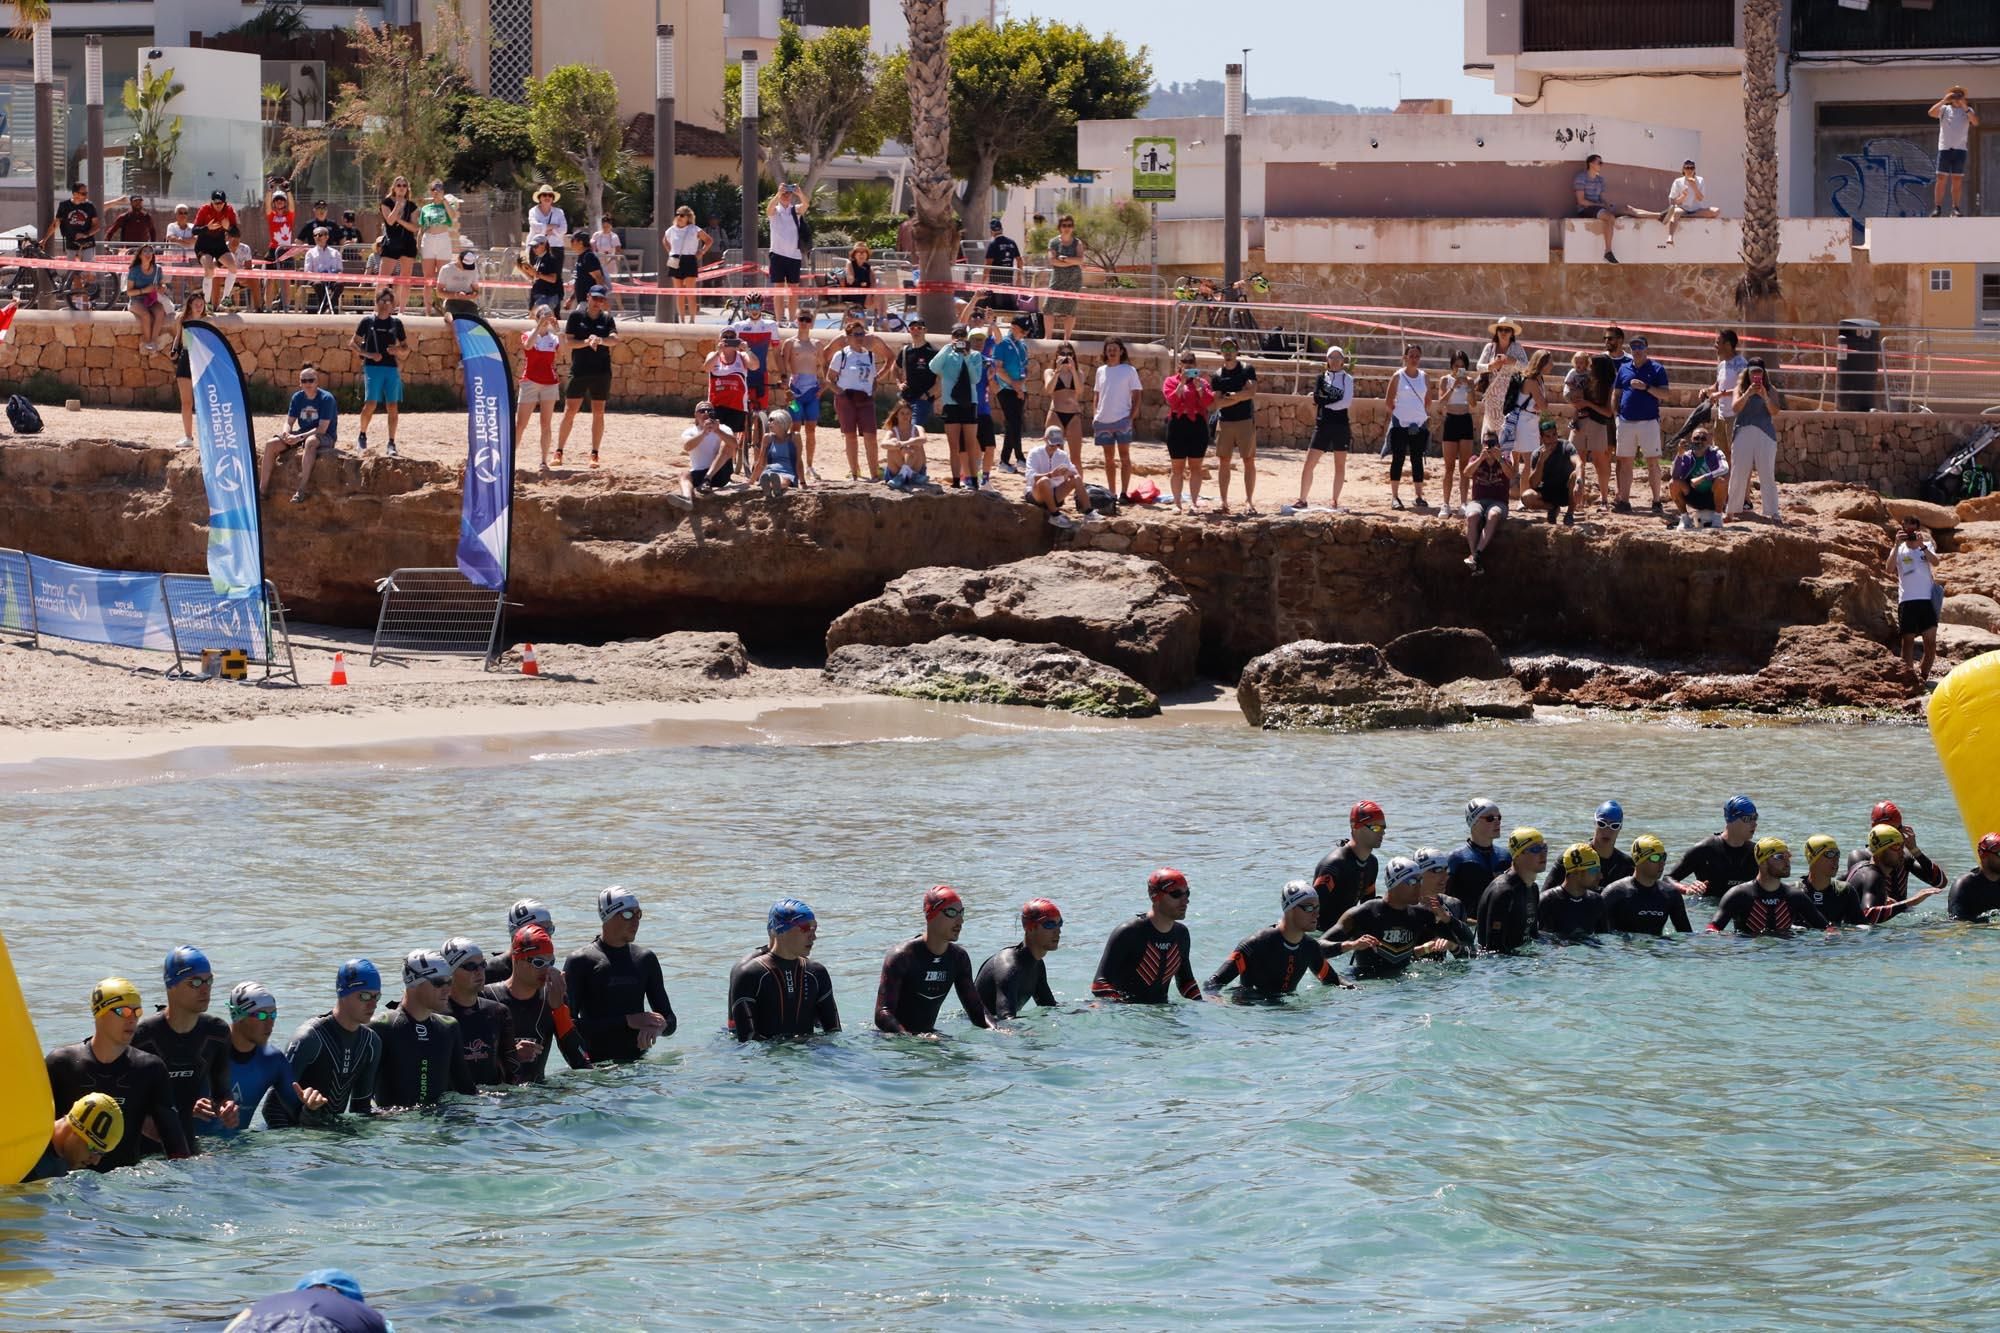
[1023,423,1088,528]
[223,1268,390,1333]
[441,938,518,1086]
[1667,425,1730,531]
[766,182,807,321]
[895,319,939,431]
[1846,799,1947,896]
[24,1093,125,1182]
[1889,515,1943,677]
[262,181,299,310]
[1208,339,1261,515]
[1205,882,1353,998]
[873,886,993,1035]
[1845,824,1945,925]
[133,945,237,1152]
[1671,796,1762,899]
[564,226,607,316]
[991,315,1032,475]
[1311,801,1388,924]
[485,898,556,983]
[983,215,1022,295]
[730,899,841,1041]
[564,887,676,1062]
[1613,336,1668,515]
[44,977,189,1170]
[1541,802,1635,893]
[1538,845,1609,939]
[199,981,315,1136]
[516,235,565,320]
[265,960,383,1128]
[1797,835,1866,927]
[559,284,619,467]
[360,950,476,1111]
[976,900,1064,1022]
[1948,833,2000,922]
[484,924,592,1079]
[705,326,759,440]
[667,400,741,511]
[1525,414,1578,525]
[106,193,156,244]
[436,246,482,318]
[1447,798,1512,907]
[756,407,807,496]
[1092,869,1204,1004]
[828,318,886,482]
[1326,854,1470,977]
[1598,835,1694,934]
[1707,839,1832,935]
[352,288,408,458]
[516,305,565,469]
[192,188,242,307]
[1475,828,1550,953]
[728,293,785,435]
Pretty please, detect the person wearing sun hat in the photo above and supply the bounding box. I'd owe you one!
[1600,834,1694,935]
[526,184,567,247]
[1707,838,1832,935]
[1476,316,1527,439]
[1476,827,1550,953]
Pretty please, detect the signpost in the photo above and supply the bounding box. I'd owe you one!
[1132,138,1176,340]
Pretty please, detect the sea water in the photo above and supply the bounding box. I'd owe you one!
[4,708,1998,1330]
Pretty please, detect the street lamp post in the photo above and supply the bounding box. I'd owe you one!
[653,24,676,322]
[739,50,760,292]
[1223,62,1244,294]
[85,37,104,213]
[33,20,54,290]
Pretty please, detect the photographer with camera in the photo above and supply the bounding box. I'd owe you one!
[1723,357,1782,522]
[1929,86,1979,217]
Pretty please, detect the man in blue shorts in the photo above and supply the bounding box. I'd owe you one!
[352,288,406,457]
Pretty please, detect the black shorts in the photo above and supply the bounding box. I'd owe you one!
[712,406,748,433]
[941,402,978,426]
[769,253,803,283]
[567,372,612,403]
[976,415,996,449]
[1900,597,1939,636]
[1443,413,1476,444]
[1309,413,1351,453]
[1166,415,1210,460]
[667,255,699,279]
[380,231,418,261]
[194,231,230,259]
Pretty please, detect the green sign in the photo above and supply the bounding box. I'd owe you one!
[1131,136,1177,201]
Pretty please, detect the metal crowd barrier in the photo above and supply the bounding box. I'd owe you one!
[370,567,508,669]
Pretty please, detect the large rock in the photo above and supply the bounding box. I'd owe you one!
[1885,497,1960,531]
[1959,494,2000,524]
[1936,624,2000,667]
[824,551,1201,693]
[1511,654,1681,710]
[1670,624,1923,711]
[1383,626,1510,685]
[1440,676,1536,719]
[633,630,749,678]
[1237,641,1471,731]
[824,636,1158,717]
[1942,593,2000,634]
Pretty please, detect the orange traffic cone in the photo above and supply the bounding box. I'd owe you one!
[521,643,540,676]
[328,651,348,687]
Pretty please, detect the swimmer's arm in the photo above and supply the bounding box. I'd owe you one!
[1667,892,1695,934]
[494,1004,520,1083]
[728,970,764,1043]
[149,1070,192,1158]
[816,975,842,1035]
[955,956,992,1029]
[1203,952,1244,994]
[1174,952,1201,1002]
[645,955,677,1039]
[873,955,911,1034]
[1089,929,1138,1002]
[448,1029,478,1097]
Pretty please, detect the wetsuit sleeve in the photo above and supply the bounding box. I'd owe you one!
[728,962,766,1042]
[815,968,841,1034]
[262,1052,303,1124]
[644,953,677,1039]
[1304,936,1340,984]
[565,952,623,1053]
[147,1063,192,1158]
[271,1026,324,1127]
[448,1024,477,1096]
[982,953,1024,1021]
[555,1017,593,1069]
[1912,849,1946,889]
[1204,947,1246,994]
[349,1030,380,1116]
[954,951,992,1029]
[1668,889,1694,933]
[1033,964,1057,1009]
[206,1032,232,1110]
[1793,892,1831,930]
[493,1002,519,1083]
[1707,888,1744,932]
[1174,934,1201,1001]
[874,946,911,1034]
[1670,844,1703,885]
[1322,907,1360,945]
[1475,881,1505,951]
[1853,867,1911,924]
[1091,922,1140,1002]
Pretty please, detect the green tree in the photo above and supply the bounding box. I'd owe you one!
[446,93,536,189]
[724,22,895,201]
[884,19,1150,232]
[1065,197,1149,273]
[121,65,185,195]
[527,65,623,241]
[310,17,470,189]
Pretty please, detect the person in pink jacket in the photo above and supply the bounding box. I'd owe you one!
[1162,349,1216,512]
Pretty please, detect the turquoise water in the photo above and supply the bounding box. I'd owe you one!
[5,708,1999,1330]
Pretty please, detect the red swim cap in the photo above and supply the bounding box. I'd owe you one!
[1147,867,1188,895]
[1350,800,1386,826]
[1871,800,1903,828]
[1021,898,1063,929]
[511,924,554,958]
[922,885,963,920]
[1981,832,2000,858]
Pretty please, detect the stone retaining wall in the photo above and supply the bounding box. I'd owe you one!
[5,312,1977,495]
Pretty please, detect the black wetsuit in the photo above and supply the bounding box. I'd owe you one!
[1446,841,1510,908]
[1543,849,1634,894]
[1204,927,1339,997]
[564,938,677,1063]
[483,955,514,986]
[1949,870,2000,922]
[131,1010,231,1154]
[1846,861,1927,925]
[1092,914,1201,1003]
[480,979,594,1080]
[1599,876,1694,934]
[1800,876,1867,927]
[1847,846,1945,899]
[1326,898,1469,978]
[975,944,1057,1021]
[1672,834,1760,899]
[267,1013,379,1126]
[1311,841,1380,923]
[360,1007,476,1110]
[44,1039,188,1170]
[1537,887,1609,939]
[446,993,518,1085]
[728,946,841,1041]
[1708,881,1830,935]
[873,937,989,1034]
[1476,872,1540,953]
[22,1142,69,1183]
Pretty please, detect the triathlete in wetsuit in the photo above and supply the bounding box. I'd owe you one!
[1599,834,1694,935]
[1845,824,1945,924]
[132,945,234,1150]
[1846,801,1948,902]
[199,982,308,1135]
[441,937,517,1085]
[361,951,477,1111]
[1327,854,1471,978]
[1311,801,1387,923]
[485,898,554,984]
[266,959,382,1127]
[874,886,992,1034]
[1671,794,1762,899]
[482,924,593,1078]
[24,1093,124,1182]
[1707,839,1832,935]
[564,886,676,1062]
[729,899,841,1041]
[1206,882,1352,997]
[1537,844,1609,938]
[224,1270,391,1333]
[1949,833,2000,921]
[1092,867,1204,1004]
[1476,829,1549,953]
[1448,798,1512,907]
[976,898,1064,1021]
[44,977,189,1170]
[1797,835,1865,926]
[1542,801,1635,892]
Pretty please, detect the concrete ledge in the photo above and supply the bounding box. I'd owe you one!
[1562,218,1853,265]
[1862,217,2000,264]
[1266,218,1552,266]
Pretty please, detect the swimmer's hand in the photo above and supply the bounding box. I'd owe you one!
[297,1084,329,1112]
[1418,939,1454,958]
[1339,935,1384,954]
[193,1097,216,1121]
[627,1012,667,1034]
[513,1038,544,1064]
[542,971,567,1007]
[219,1099,241,1130]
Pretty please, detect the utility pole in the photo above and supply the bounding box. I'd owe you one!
[33,20,54,301]
[1223,62,1243,293]
[653,24,676,322]
[739,49,760,291]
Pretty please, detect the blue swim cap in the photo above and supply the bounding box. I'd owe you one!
[163,945,212,989]
[1595,800,1625,826]
[295,1269,365,1302]
[335,958,381,998]
[1724,795,1758,823]
[767,898,816,934]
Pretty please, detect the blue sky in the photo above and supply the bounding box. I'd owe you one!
[1007,0,1509,113]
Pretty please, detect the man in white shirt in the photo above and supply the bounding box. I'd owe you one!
[1659,160,1719,246]
[302,226,345,314]
[1024,425,1088,528]
[526,186,568,247]
[766,183,806,321]
[1930,86,1979,217]
[667,401,740,511]
[1700,328,1748,462]
[1889,515,1940,677]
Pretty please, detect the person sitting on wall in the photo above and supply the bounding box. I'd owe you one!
[258,363,341,505]
[1572,154,1627,265]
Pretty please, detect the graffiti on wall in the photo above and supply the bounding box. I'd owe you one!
[1827,137,1936,240]
[1551,124,1598,149]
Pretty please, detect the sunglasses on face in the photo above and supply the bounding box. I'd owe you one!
[1157,888,1190,900]
[1482,813,1503,823]
[1360,823,1386,835]
[456,961,483,972]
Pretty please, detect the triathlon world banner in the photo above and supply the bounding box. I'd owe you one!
[24,555,176,650]
[451,314,517,590]
[183,321,265,599]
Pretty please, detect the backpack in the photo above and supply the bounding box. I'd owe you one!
[1500,372,1525,419]
[793,206,813,251]
[6,393,42,435]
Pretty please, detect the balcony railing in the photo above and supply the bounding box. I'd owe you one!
[1793,0,2000,53]
[1523,0,1735,52]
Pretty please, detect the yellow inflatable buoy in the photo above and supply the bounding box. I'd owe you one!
[0,928,53,1184]
[1928,652,2000,856]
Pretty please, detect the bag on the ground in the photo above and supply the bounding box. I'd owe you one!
[6,394,43,435]
[1127,480,1161,505]
[1085,484,1117,511]
[1920,425,1996,506]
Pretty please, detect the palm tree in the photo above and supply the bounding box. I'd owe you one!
[902,0,957,330]
[1737,0,1781,330]
[5,1,50,36]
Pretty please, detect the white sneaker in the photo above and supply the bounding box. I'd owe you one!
[1678,514,1694,530]
[1279,503,1298,516]
[178,436,194,449]
[1048,511,1075,529]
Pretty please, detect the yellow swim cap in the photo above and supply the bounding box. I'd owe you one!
[66,1092,124,1153]
[1804,834,1840,863]
[1630,833,1667,861]
[1508,827,1546,857]
[1754,836,1790,865]
[1561,843,1601,874]
[90,977,141,1018]
[1868,823,1905,854]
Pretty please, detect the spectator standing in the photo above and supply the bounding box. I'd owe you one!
[1383,341,1432,511]
[1725,357,1782,521]
[352,289,407,458]
[766,182,807,321]
[828,319,885,483]
[968,327,999,485]
[984,216,1021,292]
[526,185,568,246]
[1162,349,1215,512]
[377,176,420,310]
[567,228,607,315]
[263,183,298,311]
[45,178,99,257]
[1291,345,1354,512]
[301,227,343,315]
[1702,329,1748,463]
[781,312,824,475]
[662,206,711,322]
[516,237,563,320]
[992,315,1031,473]
[1092,338,1143,501]
[163,204,195,299]
[171,293,207,449]
[1658,161,1720,246]
[1046,214,1085,343]
[1573,154,1624,264]
[437,248,481,318]
[106,194,156,244]
[1613,335,1668,514]
[1024,423,1088,528]
[1565,349,1612,510]
[1209,338,1260,515]
[1437,350,1477,504]
[1667,427,1729,530]
[895,319,938,430]
[842,242,879,319]
[930,323,984,489]
[1930,86,1978,217]
[515,306,563,471]
[558,286,618,467]
[591,217,623,277]
[125,246,169,353]
[705,331,758,440]
[1509,349,1555,479]
[1476,318,1524,441]
[1043,339,1086,451]
[416,180,459,316]
[257,364,340,504]
[1462,434,1512,574]
[1889,515,1941,677]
